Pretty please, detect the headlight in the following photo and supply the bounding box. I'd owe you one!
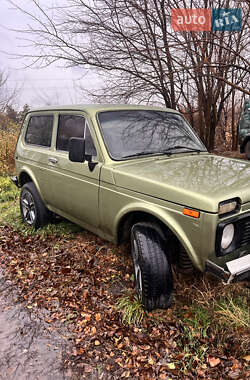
[221,223,235,250]
[218,199,239,216]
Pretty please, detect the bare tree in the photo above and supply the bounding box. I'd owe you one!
[9,0,250,149]
[0,70,17,111]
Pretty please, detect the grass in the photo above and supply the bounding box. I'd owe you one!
[179,325,209,371]
[116,293,148,326]
[182,304,211,339]
[215,295,249,329]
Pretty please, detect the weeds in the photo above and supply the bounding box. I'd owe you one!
[0,176,19,203]
[179,325,209,371]
[116,293,147,326]
[0,128,18,175]
[182,304,211,339]
[215,296,249,329]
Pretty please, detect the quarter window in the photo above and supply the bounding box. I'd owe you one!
[25,115,53,147]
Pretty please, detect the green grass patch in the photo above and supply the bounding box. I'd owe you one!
[0,176,19,203]
[116,293,147,326]
[182,304,211,339]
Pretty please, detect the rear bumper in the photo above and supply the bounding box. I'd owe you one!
[205,253,250,283]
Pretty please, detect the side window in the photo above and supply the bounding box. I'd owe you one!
[57,115,85,151]
[85,125,97,156]
[25,115,53,147]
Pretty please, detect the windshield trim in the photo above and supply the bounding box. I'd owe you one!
[96,109,207,161]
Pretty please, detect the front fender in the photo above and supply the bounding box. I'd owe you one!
[114,202,202,270]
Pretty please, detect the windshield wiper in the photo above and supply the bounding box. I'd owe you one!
[122,146,206,159]
[162,146,205,154]
[122,151,162,159]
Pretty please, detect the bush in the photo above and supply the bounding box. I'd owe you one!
[0,126,19,175]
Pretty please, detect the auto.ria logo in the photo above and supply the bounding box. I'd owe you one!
[171,8,242,32]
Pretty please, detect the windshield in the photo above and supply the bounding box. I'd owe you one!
[98,110,207,160]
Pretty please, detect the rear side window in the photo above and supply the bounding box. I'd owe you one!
[25,115,53,147]
[57,115,85,151]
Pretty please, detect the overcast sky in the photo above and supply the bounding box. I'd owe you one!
[0,0,100,109]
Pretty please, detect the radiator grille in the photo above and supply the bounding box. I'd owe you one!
[239,219,250,247]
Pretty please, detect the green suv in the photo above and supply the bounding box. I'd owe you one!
[13,105,250,310]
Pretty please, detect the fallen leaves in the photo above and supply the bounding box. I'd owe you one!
[0,225,249,380]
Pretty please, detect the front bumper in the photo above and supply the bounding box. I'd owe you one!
[206,253,250,283]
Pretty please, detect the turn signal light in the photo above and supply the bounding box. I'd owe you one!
[183,208,200,218]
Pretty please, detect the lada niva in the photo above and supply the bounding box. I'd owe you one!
[12,105,250,310]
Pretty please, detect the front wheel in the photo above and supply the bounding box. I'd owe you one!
[20,182,50,229]
[245,141,250,160]
[131,223,173,311]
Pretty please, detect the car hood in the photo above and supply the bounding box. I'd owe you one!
[112,154,250,213]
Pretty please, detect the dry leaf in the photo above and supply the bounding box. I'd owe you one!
[95,313,101,321]
[208,357,221,367]
[167,362,176,370]
[243,355,250,362]
[148,357,154,365]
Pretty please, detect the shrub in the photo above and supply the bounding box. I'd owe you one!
[0,126,19,174]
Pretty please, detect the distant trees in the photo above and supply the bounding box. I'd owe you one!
[0,70,18,112]
[10,0,250,150]
[0,103,30,131]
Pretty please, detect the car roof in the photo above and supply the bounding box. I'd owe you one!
[29,104,179,114]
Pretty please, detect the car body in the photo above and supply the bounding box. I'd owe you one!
[13,104,250,309]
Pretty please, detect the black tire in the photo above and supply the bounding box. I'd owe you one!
[20,182,50,229]
[131,223,173,311]
[245,141,250,160]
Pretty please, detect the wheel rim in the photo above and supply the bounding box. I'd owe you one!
[21,191,36,225]
[132,236,143,300]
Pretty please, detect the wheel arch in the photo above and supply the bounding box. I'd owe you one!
[18,168,43,201]
[115,203,198,267]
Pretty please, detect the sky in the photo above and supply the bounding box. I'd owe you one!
[0,0,100,109]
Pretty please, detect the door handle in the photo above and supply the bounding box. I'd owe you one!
[48,157,58,164]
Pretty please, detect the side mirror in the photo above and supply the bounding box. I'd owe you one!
[69,137,85,162]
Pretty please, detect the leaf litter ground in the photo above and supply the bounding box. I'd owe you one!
[0,224,249,379]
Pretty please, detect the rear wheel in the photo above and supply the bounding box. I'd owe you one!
[245,141,250,160]
[131,223,173,310]
[20,182,50,229]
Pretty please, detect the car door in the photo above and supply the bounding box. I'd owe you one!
[40,112,101,229]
